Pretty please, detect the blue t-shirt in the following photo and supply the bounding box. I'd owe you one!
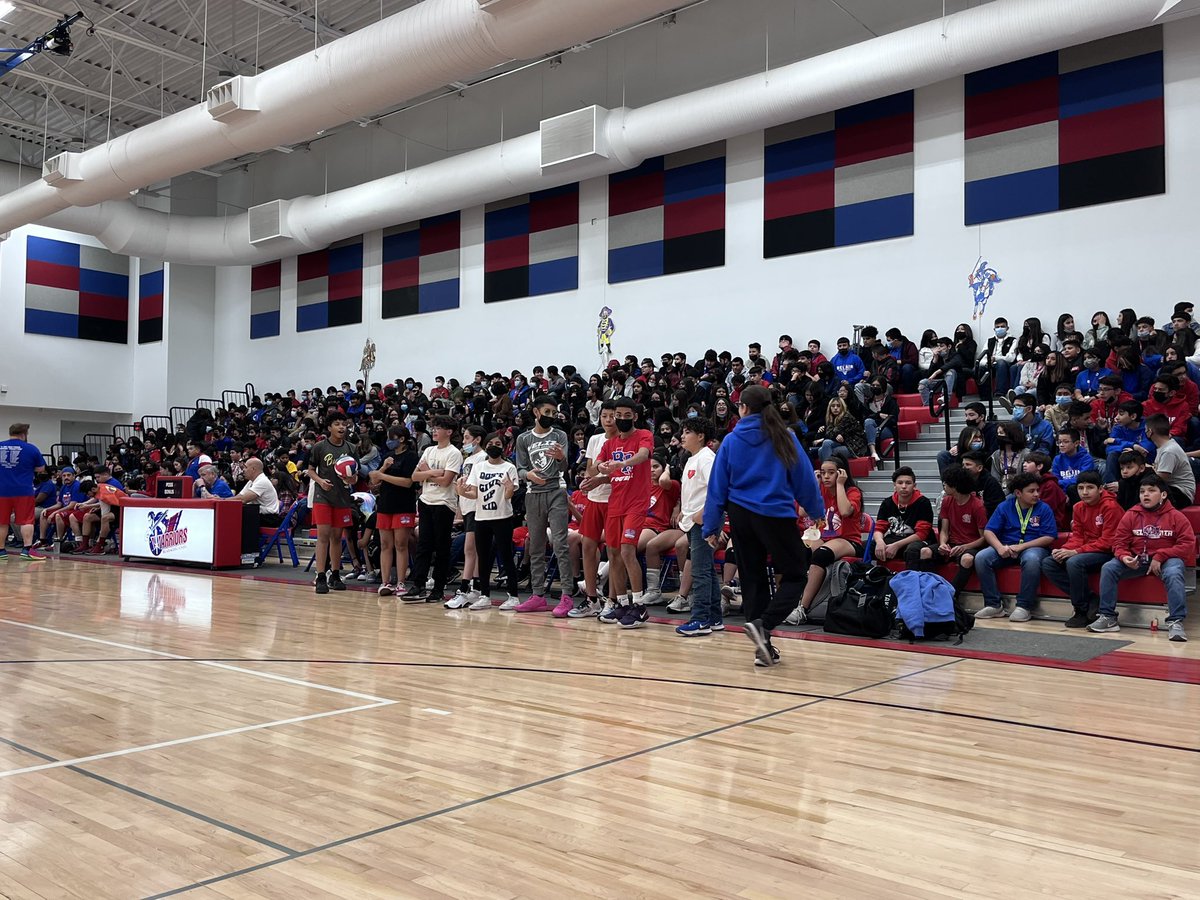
[984,497,1058,545]
[0,439,46,497]
[57,482,85,506]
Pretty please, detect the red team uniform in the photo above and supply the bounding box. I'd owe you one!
[598,428,654,546]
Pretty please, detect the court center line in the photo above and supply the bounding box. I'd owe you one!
[142,660,961,899]
[0,734,297,854]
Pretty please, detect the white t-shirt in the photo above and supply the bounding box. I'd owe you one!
[467,459,518,521]
[241,472,281,515]
[585,431,613,503]
[458,449,487,516]
[678,446,715,533]
[417,444,464,510]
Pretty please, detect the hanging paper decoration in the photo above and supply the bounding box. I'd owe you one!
[968,258,1002,320]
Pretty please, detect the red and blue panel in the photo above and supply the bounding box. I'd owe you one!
[484,184,578,303]
[25,236,129,343]
[964,26,1164,225]
[138,262,164,344]
[382,212,460,319]
[764,91,914,258]
[296,238,363,332]
[608,142,726,284]
[250,261,282,340]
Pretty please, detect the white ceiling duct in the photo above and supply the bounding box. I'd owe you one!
[0,0,684,230]
[39,0,1170,265]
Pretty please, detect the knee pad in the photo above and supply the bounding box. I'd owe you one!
[812,546,837,568]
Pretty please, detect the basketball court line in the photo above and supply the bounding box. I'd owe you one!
[141,659,964,898]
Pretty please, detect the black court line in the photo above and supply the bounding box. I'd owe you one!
[141,659,962,899]
[0,733,297,855]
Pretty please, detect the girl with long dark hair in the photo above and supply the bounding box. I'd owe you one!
[703,385,824,667]
[790,456,864,624]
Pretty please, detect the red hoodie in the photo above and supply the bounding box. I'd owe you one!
[1064,492,1124,553]
[1112,500,1196,563]
[1038,474,1069,531]
[1143,394,1193,437]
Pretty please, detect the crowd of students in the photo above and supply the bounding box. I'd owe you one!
[4,304,1196,657]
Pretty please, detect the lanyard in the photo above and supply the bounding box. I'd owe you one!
[1015,500,1033,539]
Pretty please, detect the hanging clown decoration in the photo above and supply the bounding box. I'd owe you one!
[597,306,615,368]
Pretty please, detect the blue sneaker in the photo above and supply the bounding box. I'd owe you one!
[675,620,712,636]
[0,549,8,561]
[618,604,648,629]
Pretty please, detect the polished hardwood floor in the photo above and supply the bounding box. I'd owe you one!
[0,560,1197,899]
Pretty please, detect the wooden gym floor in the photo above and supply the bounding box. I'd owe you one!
[0,560,1197,899]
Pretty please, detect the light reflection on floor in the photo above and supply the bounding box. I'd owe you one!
[119,568,213,628]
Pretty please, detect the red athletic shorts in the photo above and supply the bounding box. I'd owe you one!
[0,496,35,526]
[580,499,607,543]
[605,511,645,548]
[376,512,416,530]
[311,503,353,527]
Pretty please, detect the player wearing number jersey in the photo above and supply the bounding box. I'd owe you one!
[306,414,354,594]
[571,400,617,619]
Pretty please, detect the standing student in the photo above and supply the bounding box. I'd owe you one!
[0,423,47,561]
[973,473,1059,621]
[705,386,825,667]
[572,401,618,618]
[596,397,656,628]
[407,416,463,603]
[1091,473,1191,641]
[369,425,418,597]
[306,414,355,594]
[513,396,574,615]
[447,425,488,609]
[675,418,719,636]
[462,432,520,610]
[1039,470,1121,627]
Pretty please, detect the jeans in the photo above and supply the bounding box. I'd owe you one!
[975,360,1012,399]
[526,489,572,594]
[863,417,877,449]
[899,363,918,394]
[919,370,956,405]
[974,545,1050,609]
[818,439,851,462]
[1039,551,1110,613]
[1099,557,1187,622]
[935,448,959,474]
[686,525,718,625]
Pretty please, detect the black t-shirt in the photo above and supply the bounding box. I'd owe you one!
[376,449,418,514]
[310,438,353,508]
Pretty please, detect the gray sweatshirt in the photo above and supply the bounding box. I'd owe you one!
[515,427,568,493]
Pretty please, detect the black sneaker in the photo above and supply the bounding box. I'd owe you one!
[314,572,329,595]
[328,571,347,592]
[1064,612,1092,629]
[754,644,781,667]
[401,590,427,603]
[744,619,775,667]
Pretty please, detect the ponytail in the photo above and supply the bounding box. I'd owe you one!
[739,385,798,468]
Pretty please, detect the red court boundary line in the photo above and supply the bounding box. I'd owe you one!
[37,554,1200,686]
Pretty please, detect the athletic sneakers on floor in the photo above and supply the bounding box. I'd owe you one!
[468,594,493,611]
[1009,607,1032,623]
[744,619,774,667]
[640,588,664,606]
[974,605,1005,619]
[753,644,781,667]
[599,600,624,624]
[710,620,725,631]
[378,583,395,597]
[567,598,601,618]
[784,605,807,626]
[665,594,691,614]
[551,595,574,618]
[1088,614,1120,633]
[19,548,46,562]
[498,595,522,611]
[1168,621,1188,642]
[618,604,648,629]
[514,594,550,613]
[444,592,474,610]
[401,590,429,603]
[1063,612,1091,628]
[314,573,329,595]
[328,571,347,592]
[675,620,712,636]
[87,543,106,555]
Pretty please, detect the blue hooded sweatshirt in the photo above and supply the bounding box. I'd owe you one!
[703,414,825,537]
[1013,408,1055,455]
[1050,447,1095,488]
[1106,422,1155,461]
[831,350,865,385]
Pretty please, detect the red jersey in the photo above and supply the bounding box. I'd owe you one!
[818,484,863,542]
[645,480,680,531]
[598,428,655,515]
[940,492,987,546]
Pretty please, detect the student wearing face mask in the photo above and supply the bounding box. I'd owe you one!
[370,425,419,597]
[935,402,995,474]
[1134,316,1165,370]
[1045,383,1077,431]
[447,425,489,609]
[460,432,521,611]
[976,317,1018,403]
[1143,375,1192,440]
[1073,349,1113,401]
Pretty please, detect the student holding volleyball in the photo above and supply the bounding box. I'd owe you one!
[306,413,357,595]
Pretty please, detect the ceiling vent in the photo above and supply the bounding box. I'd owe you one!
[42,152,83,185]
[540,105,610,169]
[206,76,259,122]
[248,200,291,245]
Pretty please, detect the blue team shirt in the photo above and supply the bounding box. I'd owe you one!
[1074,368,1113,395]
[985,497,1058,544]
[57,482,85,506]
[0,439,46,497]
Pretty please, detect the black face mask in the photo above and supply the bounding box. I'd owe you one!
[615,418,634,433]
[486,446,503,460]
[538,415,557,430]
[1153,391,1170,403]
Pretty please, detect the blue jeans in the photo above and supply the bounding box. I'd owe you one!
[936,448,958,474]
[899,363,918,393]
[1099,557,1187,622]
[919,370,956,405]
[687,525,718,625]
[1039,551,1110,613]
[818,439,850,462]
[974,545,1050,609]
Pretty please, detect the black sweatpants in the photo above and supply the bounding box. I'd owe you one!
[411,503,454,593]
[474,515,519,597]
[727,501,810,632]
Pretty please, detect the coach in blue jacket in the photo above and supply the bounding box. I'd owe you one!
[704,385,824,667]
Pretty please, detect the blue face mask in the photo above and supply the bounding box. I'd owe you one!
[401,404,409,412]
[994,327,1008,338]
[687,410,699,419]
[1056,396,1072,406]
[386,439,400,451]
[1012,406,1027,421]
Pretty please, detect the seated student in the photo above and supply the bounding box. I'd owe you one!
[1143,374,1192,440]
[1111,449,1149,510]
[975,317,1018,401]
[1023,451,1069,531]
[1050,428,1096,505]
[1011,394,1056,455]
[1101,400,1153,483]
[974,472,1059,621]
[1091,473,1193,642]
[1045,383,1076,432]
[961,450,1005,516]
[815,396,868,462]
[1039,470,1122,627]
[990,421,1028,492]
[872,466,935,567]
[790,456,863,624]
[918,335,955,405]
[1145,413,1196,509]
[1073,348,1113,401]
[1090,375,1132,433]
[936,402,995,474]
[916,463,987,597]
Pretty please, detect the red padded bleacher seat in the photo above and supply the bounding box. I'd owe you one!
[848,457,874,478]
[896,421,920,441]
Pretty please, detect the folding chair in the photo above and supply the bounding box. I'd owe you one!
[257,499,305,567]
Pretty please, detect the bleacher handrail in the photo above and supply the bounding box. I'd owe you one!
[50,442,85,464]
[169,406,196,432]
[113,424,136,442]
[141,415,172,435]
[196,398,224,414]
[82,432,112,461]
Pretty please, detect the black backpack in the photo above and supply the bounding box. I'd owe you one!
[823,563,896,640]
[897,603,974,644]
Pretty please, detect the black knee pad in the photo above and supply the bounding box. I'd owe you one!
[812,545,837,568]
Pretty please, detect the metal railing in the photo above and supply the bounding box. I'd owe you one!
[222,388,249,409]
[82,433,111,462]
[169,406,195,432]
[113,424,136,442]
[928,379,953,451]
[141,415,172,434]
[50,443,85,465]
[195,398,224,414]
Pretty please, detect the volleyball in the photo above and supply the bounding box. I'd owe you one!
[334,456,358,481]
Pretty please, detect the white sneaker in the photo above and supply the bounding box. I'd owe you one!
[444,592,473,610]
[1008,607,1032,623]
[641,588,665,606]
[356,570,372,582]
[597,561,610,581]
[974,605,1005,619]
[1168,621,1187,642]
[784,605,807,626]
[666,594,691,613]
[468,594,493,610]
[499,595,521,611]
